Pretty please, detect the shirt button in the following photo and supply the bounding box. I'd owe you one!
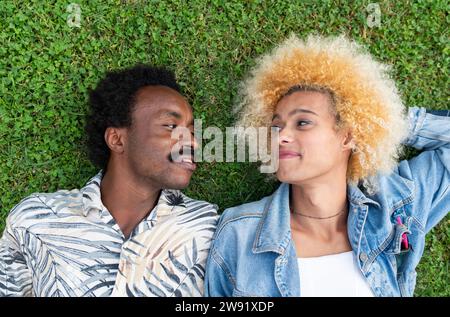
[359,252,368,262]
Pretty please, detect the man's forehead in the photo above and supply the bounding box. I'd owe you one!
[134,86,190,111]
[135,85,183,103]
[131,89,192,125]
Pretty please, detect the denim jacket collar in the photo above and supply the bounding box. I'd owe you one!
[347,184,380,207]
[251,181,405,256]
[252,182,291,255]
[347,175,415,271]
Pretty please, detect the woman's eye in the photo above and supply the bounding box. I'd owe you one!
[297,120,310,127]
[165,124,177,129]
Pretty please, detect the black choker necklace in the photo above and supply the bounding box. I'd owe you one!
[290,209,345,219]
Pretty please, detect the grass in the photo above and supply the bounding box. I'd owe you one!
[0,0,448,296]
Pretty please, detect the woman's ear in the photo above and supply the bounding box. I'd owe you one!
[341,130,355,152]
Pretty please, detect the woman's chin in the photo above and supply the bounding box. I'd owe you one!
[276,171,297,184]
[276,169,310,184]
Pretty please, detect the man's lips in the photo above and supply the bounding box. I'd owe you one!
[173,155,197,171]
[279,150,301,159]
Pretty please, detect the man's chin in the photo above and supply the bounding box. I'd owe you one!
[165,183,190,190]
[162,175,192,190]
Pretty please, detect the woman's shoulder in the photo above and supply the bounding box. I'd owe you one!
[214,195,272,238]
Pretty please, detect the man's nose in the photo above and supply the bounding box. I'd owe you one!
[191,134,199,150]
[176,127,197,149]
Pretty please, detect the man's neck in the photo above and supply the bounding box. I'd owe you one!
[100,163,161,239]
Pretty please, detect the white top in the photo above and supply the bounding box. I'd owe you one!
[297,251,375,297]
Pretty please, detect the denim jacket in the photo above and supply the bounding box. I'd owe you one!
[204,107,449,297]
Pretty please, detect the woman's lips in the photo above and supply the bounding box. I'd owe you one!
[279,150,301,159]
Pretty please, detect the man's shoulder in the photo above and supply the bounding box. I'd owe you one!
[7,189,83,229]
[176,192,220,229]
[181,192,219,214]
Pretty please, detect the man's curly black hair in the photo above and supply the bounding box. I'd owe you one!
[85,65,181,171]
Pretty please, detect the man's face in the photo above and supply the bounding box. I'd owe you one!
[123,85,197,190]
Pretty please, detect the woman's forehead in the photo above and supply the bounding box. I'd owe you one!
[274,91,332,116]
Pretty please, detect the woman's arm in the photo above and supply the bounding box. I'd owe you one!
[398,106,450,233]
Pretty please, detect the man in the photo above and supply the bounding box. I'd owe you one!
[0,65,218,297]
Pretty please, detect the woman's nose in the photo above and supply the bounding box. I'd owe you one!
[278,129,293,144]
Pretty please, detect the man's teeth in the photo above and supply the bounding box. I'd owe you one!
[181,158,193,164]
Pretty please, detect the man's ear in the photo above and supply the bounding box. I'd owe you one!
[104,127,126,154]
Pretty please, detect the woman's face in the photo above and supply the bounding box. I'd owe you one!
[271,90,352,185]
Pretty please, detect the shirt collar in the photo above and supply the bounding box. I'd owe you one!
[152,189,187,218]
[81,171,105,217]
[80,171,187,220]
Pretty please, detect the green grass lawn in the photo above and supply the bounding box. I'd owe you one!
[0,0,448,296]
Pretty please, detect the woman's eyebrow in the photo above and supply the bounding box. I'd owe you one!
[272,108,318,121]
[288,108,318,117]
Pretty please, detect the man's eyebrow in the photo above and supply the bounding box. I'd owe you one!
[160,110,194,126]
[160,111,182,119]
[272,108,318,120]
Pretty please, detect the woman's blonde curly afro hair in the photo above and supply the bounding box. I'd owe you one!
[235,34,409,190]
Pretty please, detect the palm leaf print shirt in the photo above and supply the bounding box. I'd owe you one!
[0,172,219,297]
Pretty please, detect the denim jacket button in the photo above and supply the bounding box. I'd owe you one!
[359,252,368,262]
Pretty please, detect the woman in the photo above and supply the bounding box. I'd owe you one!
[204,35,449,297]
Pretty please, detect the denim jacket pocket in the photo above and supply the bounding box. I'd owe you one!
[383,213,414,277]
[383,220,412,255]
[231,287,261,297]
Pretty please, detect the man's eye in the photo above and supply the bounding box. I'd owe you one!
[164,124,177,129]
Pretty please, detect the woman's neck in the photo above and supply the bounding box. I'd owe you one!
[290,177,349,238]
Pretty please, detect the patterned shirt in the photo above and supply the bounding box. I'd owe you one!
[0,172,218,297]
